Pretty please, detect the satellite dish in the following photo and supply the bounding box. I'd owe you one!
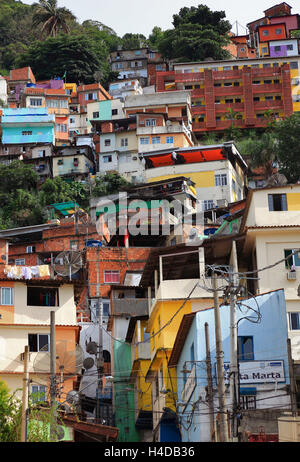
[53,251,83,280]
[83,357,95,370]
[33,341,84,399]
[66,390,80,405]
[86,341,98,355]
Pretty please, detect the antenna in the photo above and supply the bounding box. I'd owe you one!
[53,250,83,280]
[33,340,84,401]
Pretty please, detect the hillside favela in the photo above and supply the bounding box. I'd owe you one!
[1,0,300,445]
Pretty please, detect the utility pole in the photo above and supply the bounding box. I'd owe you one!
[287,338,297,416]
[204,323,215,441]
[50,311,57,440]
[96,299,104,423]
[21,345,29,442]
[213,272,229,442]
[229,240,240,441]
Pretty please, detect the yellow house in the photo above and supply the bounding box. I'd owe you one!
[139,239,236,441]
[240,184,300,360]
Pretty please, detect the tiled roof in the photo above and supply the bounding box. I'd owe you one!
[9,67,36,84]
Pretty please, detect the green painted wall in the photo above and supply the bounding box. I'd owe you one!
[113,340,140,442]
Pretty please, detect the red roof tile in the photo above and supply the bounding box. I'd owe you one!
[9,67,36,84]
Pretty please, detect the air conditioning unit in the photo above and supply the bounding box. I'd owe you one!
[287,271,297,280]
[216,199,228,208]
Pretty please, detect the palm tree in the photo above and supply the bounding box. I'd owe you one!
[32,0,76,38]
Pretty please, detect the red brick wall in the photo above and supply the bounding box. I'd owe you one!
[86,247,150,298]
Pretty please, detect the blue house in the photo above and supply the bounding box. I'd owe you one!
[1,108,55,145]
[169,289,290,442]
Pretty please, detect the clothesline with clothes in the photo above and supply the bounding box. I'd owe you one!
[4,265,50,280]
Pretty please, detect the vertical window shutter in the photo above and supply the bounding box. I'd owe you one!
[281,194,287,211]
[268,194,274,211]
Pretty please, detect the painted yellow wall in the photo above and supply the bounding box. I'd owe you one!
[147,170,215,189]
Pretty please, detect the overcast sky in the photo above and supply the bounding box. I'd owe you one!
[21,0,299,37]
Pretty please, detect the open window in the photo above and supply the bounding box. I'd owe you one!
[27,286,59,307]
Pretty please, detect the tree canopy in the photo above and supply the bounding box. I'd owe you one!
[157,4,232,62]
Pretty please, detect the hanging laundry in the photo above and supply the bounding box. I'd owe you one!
[22,266,32,280]
[38,265,50,277]
[30,266,40,278]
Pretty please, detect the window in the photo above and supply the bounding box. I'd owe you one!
[262,30,269,36]
[166,136,174,144]
[104,139,111,147]
[31,385,46,402]
[140,137,149,145]
[93,299,110,317]
[93,112,99,119]
[263,63,271,68]
[152,136,160,144]
[289,312,300,330]
[253,80,260,85]
[103,155,112,163]
[265,96,273,101]
[273,62,279,67]
[268,193,287,211]
[27,287,59,307]
[146,119,156,126]
[214,83,221,87]
[274,46,281,52]
[190,343,195,362]
[15,258,25,266]
[22,131,32,136]
[85,92,97,101]
[262,47,268,53]
[104,270,120,283]
[225,99,233,104]
[30,98,42,106]
[238,336,254,361]
[28,333,49,352]
[215,173,227,186]
[287,44,294,51]
[290,62,299,69]
[203,200,214,211]
[275,95,281,100]
[285,249,300,269]
[55,124,67,133]
[275,28,282,35]
[47,99,68,109]
[26,246,35,254]
[224,82,233,87]
[223,66,231,70]
[234,82,240,87]
[240,393,256,410]
[264,80,272,84]
[292,95,300,103]
[70,240,79,251]
[112,109,118,116]
[1,287,13,305]
[121,138,128,147]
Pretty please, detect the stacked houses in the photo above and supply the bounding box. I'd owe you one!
[1,1,300,443]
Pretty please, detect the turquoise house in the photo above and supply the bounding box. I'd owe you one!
[2,108,55,145]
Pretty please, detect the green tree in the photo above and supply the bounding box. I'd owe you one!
[239,131,278,180]
[275,113,300,183]
[91,173,134,198]
[224,108,242,140]
[32,0,76,38]
[16,33,110,84]
[0,380,22,442]
[158,4,231,62]
[148,26,164,50]
[121,33,148,50]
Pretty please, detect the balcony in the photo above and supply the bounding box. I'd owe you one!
[175,72,204,84]
[137,124,190,136]
[112,298,148,316]
[150,277,225,316]
[215,102,245,113]
[252,83,282,94]
[253,100,283,110]
[214,86,244,97]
